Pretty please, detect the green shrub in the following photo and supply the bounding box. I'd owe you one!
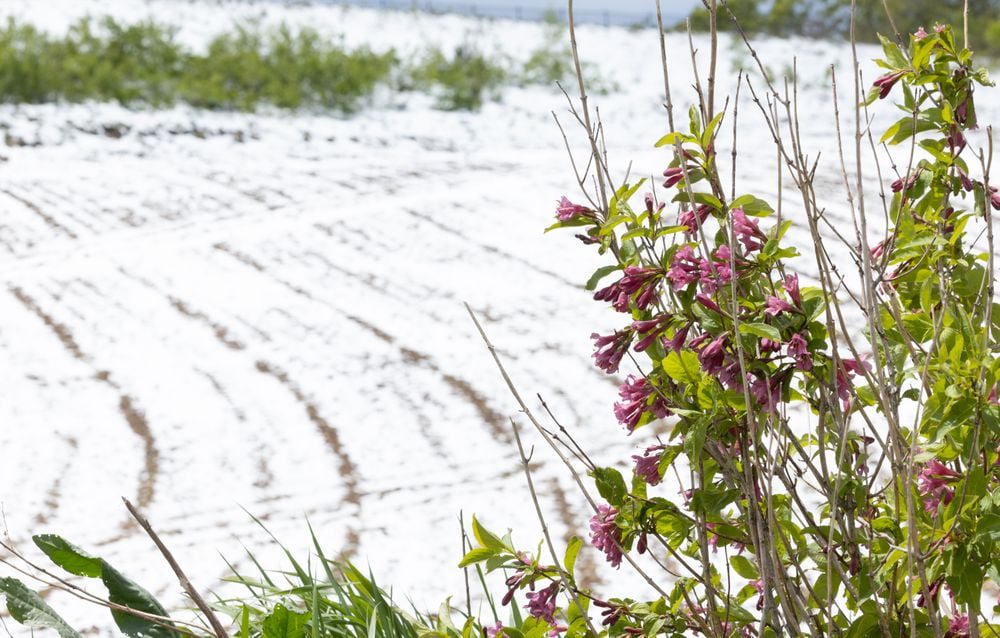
[410,45,508,111]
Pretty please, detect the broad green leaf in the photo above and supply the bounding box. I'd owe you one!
[471,516,505,551]
[458,547,495,567]
[33,535,103,578]
[263,604,307,638]
[101,560,180,638]
[729,555,758,580]
[739,322,781,342]
[0,578,82,638]
[663,350,701,384]
[585,265,620,291]
[591,467,628,507]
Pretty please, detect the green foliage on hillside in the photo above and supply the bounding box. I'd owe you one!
[0,15,594,113]
[686,0,1000,55]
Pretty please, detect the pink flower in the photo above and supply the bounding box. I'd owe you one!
[947,613,970,638]
[914,27,929,40]
[698,335,727,374]
[555,196,594,222]
[632,454,662,485]
[662,166,684,188]
[750,375,781,413]
[834,357,870,412]
[934,24,946,33]
[891,173,918,193]
[525,582,559,623]
[594,266,662,312]
[679,204,713,234]
[873,70,907,100]
[644,192,664,214]
[667,245,702,290]
[696,293,722,314]
[784,273,801,306]
[665,323,690,352]
[614,375,671,432]
[750,579,765,610]
[486,622,506,638]
[918,460,961,513]
[732,209,766,252]
[698,245,733,293]
[718,358,746,391]
[764,295,795,317]
[591,329,633,374]
[632,314,672,352]
[991,192,1000,211]
[590,504,623,568]
[787,333,812,371]
[871,239,888,260]
[759,338,781,352]
[959,170,975,191]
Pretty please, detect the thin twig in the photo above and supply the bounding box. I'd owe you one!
[123,498,229,638]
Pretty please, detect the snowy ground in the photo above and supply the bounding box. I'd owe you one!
[0,0,995,633]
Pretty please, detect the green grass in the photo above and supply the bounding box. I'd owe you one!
[0,16,603,113]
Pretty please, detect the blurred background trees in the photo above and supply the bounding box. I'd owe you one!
[686,0,1000,55]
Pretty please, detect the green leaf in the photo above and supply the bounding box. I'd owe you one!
[458,547,495,568]
[730,195,773,215]
[729,555,758,580]
[563,536,582,579]
[585,265,620,291]
[101,560,179,638]
[663,350,701,384]
[654,131,686,148]
[263,604,308,638]
[33,535,103,578]
[701,110,725,147]
[0,578,82,638]
[739,322,781,342]
[591,467,628,507]
[879,35,908,69]
[471,516,505,552]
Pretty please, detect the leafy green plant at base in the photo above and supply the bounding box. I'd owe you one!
[0,534,184,637]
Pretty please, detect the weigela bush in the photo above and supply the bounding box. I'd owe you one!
[463,21,1000,638]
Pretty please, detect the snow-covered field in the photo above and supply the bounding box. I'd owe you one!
[0,0,994,632]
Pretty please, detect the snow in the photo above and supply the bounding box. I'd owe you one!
[0,0,996,632]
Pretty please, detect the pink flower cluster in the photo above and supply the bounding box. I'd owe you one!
[666,244,734,292]
[594,267,663,312]
[632,445,665,485]
[590,504,623,568]
[615,375,671,432]
[917,459,962,513]
[524,582,559,623]
[591,329,633,374]
[554,196,595,222]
